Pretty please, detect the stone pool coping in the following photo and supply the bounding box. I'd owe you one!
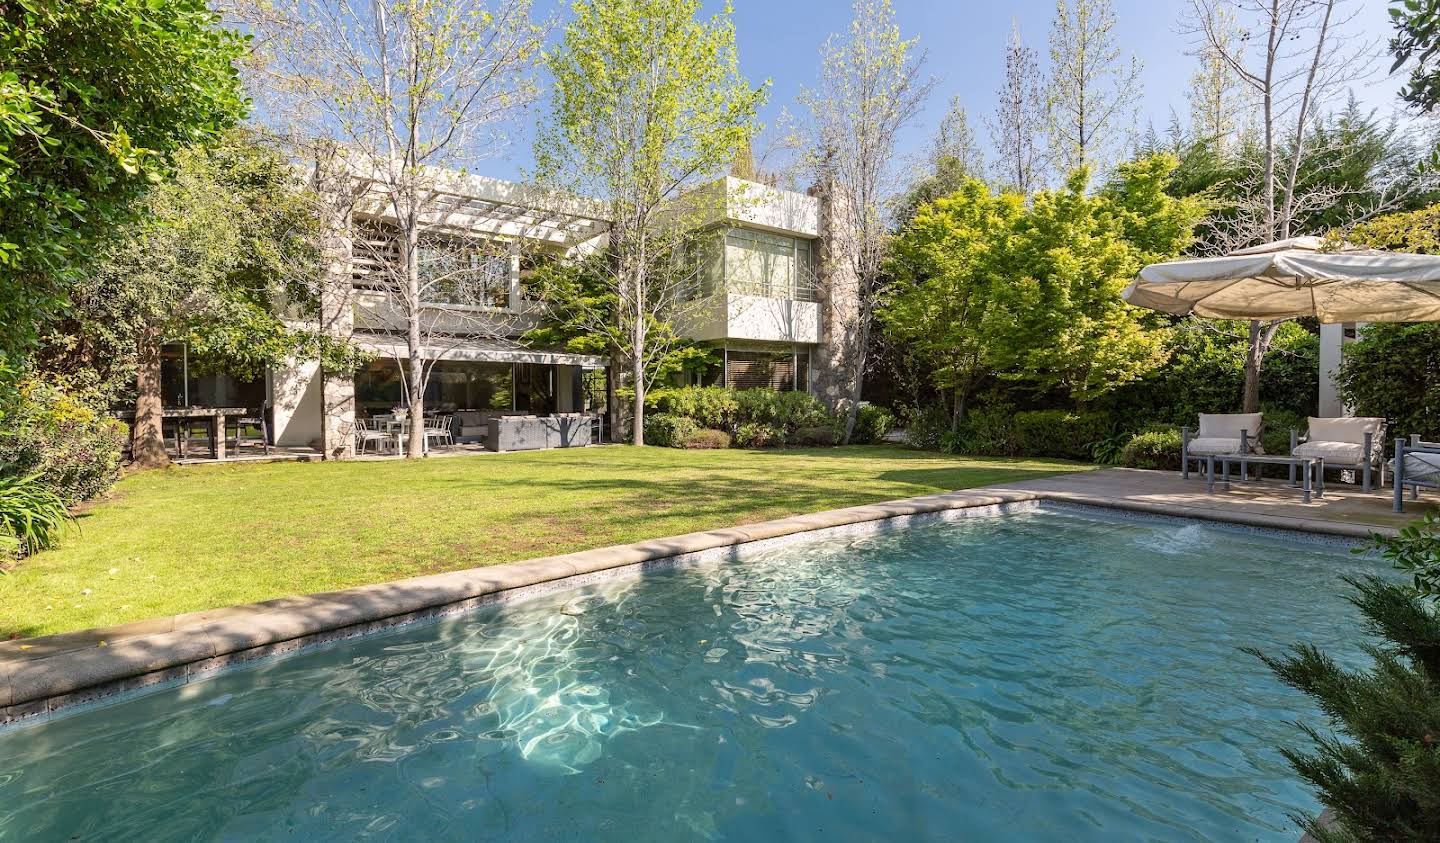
[0,483,1390,724]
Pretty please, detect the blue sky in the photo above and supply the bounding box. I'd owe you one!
[486,0,1407,182]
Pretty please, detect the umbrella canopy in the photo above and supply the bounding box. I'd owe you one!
[1122,236,1440,323]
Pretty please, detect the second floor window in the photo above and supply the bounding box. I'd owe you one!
[352,221,513,309]
[418,242,511,308]
[710,228,815,301]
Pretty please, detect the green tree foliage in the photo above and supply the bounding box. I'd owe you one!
[883,155,1206,412]
[1335,323,1440,441]
[1002,157,1205,403]
[1391,0,1440,113]
[68,132,356,466]
[894,96,986,225]
[1045,0,1142,177]
[0,0,246,375]
[1250,573,1440,842]
[884,180,1023,425]
[534,0,765,445]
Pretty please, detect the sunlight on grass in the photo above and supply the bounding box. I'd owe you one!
[0,445,1084,638]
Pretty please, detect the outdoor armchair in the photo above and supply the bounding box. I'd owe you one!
[1290,416,1385,493]
[1392,435,1440,512]
[1181,413,1263,479]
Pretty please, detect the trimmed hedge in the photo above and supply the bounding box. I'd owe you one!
[1119,428,1183,470]
[643,413,698,448]
[651,387,838,446]
[682,428,732,449]
[849,404,895,445]
[734,422,782,448]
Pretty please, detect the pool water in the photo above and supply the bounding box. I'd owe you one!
[0,506,1378,841]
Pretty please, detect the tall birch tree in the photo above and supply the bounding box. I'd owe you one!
[242,0,547,457]
[1185,0,1377,412]
[798,0,934,442]
[1045,0,1143,178]
[988,21,1048,195]
[533,0,766,446]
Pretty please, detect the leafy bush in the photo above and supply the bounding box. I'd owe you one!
[643,413,698,448]
[792,425,837,447]
[849,404,895,445]
[1010,410,1113,461]
[1260,407,1308,457]
[1119,428,1182,470]
[1335,323,1440,441]
[1365,510,1440,600]
[651,387,836,439]
[772,390,830,431]
[0,474,73,559]
[733,422,781,448]
[1249,573,1440,842]
[0,378,126,505]
[653,386,738,430]
[950,406,1018,455]
[903,405,951,450]
[680,428,730,449]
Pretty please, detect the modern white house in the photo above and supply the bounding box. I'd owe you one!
[159,166,858,457]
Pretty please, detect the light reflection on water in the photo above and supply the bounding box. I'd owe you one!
[0,507,1378,841]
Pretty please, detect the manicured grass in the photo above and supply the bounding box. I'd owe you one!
[0,445,1084,638]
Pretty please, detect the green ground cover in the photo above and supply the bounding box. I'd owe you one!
[0,446,1083,638]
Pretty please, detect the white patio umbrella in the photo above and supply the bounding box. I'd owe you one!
[1122,236,1440,323]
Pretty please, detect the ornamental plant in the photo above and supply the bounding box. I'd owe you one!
[1249,519,1440,841]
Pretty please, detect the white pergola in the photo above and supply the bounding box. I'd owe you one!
[347,164,612,249]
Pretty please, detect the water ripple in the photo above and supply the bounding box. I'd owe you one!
[0,507,1380,841]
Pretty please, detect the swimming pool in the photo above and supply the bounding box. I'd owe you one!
[0,505,1375,841]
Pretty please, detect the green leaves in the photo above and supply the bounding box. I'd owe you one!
[0,0,247,372]
[0,473,73,560]
[883,155,1205,409]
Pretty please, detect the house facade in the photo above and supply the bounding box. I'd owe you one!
[244,168,859,456]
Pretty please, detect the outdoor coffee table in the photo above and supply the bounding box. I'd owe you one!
[1205,454,1324,503]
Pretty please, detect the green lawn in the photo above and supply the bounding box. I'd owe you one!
[0,445,1084,638]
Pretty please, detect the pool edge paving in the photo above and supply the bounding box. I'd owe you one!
[0,473,1399,726]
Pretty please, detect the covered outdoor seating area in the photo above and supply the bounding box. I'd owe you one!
[1125,237,1440,516]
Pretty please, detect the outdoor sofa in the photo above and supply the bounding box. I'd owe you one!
[1181,413,1263,479]
[486,413,592,452]
[1289,416,1386,493]
[451,410,530,444]
[1392,435,1440,512]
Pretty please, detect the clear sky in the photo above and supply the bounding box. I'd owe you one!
[484,0,1408,183]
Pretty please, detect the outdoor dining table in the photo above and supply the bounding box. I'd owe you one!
[113,406,249,460]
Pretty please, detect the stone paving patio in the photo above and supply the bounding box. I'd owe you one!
[994,467,1432,536]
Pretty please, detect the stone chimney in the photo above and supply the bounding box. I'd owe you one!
[808,173,862,415]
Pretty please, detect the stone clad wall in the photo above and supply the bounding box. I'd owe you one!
[808,177,862,413]
[315,154,357,459]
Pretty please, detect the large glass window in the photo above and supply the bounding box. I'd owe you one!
[418,244,511,308]
[703,228,815,301]
[355,359,514,415]
[724,348,810,391]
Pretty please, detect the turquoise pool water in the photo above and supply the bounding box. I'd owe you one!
[0,506,1377,841]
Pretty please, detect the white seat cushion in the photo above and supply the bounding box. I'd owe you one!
[1307,416,1384,444]
[1393,451,1440,483]
[1188,437,1248,456]
[1198,413,1262,439]
[1293,440,1366,464]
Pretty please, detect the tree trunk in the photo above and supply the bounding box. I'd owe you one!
[631,346,645,447]
[951,386,967,432]
[131,327,171,469]
[1241,319,1283,414]
[605,361,619,444]
[840,318,870,445]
